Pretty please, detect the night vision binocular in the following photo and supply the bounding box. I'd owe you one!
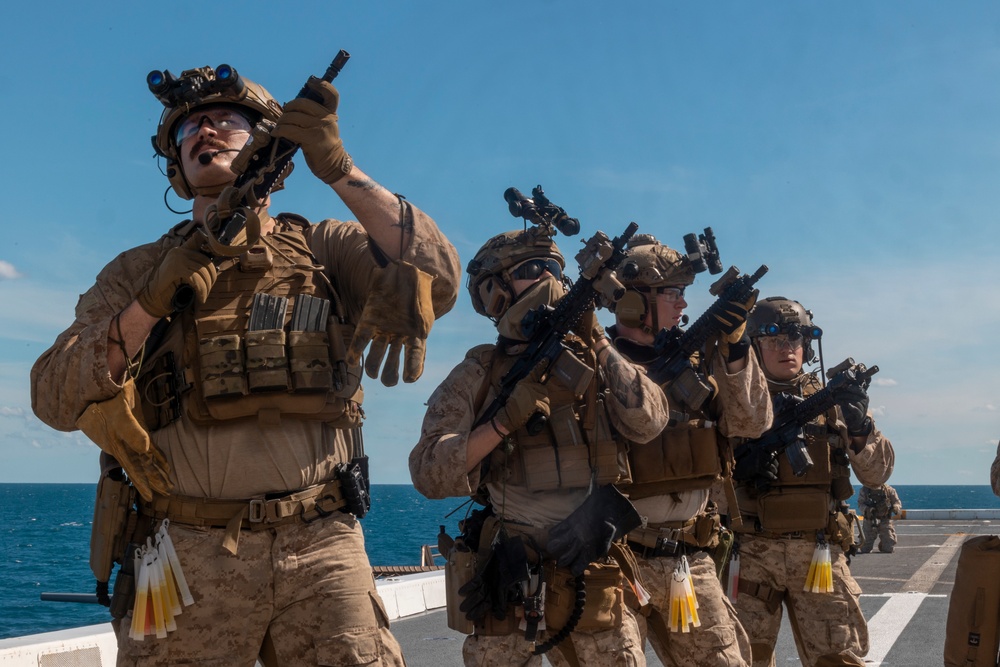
[147,64,245,109]
[504,185,581,237]
[757,322,823,340]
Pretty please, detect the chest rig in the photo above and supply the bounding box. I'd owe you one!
[738,373,853,534]
[137,216,363,430]
[618,383,727,501]
[480,340,630,492]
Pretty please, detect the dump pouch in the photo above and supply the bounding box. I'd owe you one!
[544,560,624,632]
[945,535,1000,667]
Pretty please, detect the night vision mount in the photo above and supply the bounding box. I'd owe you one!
[504,185,581,238]
[683,227,723,276]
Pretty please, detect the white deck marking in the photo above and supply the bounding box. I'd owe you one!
[863,533,966,665]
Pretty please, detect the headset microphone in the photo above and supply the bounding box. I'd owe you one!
[198,149,240,165]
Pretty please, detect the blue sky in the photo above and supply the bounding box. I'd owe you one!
[1,1,998,486]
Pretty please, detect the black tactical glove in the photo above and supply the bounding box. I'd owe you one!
[733,444,780,491]
[714,290,758,341]
[458,534,529,622]
[458,551,504,622]
[838,383,873,437]
[721,332,752,364]
[547,485,641,577]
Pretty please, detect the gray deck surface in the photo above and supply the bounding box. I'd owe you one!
[390,517,991,665]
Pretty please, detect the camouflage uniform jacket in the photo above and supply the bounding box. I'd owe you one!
[409,341,669,528]
[31,210,460,499]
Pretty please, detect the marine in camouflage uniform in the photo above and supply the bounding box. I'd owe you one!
[730,297,894,667]
[602,234,772,667]
[409,226,669,666]
[858,484,900,554]
[30,64,460,666]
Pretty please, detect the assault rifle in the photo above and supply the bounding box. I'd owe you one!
[171,50,351,310]
[644,264,769,406]
[473,221,638,430]
[734,358,880,487]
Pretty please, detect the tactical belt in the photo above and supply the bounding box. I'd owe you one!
[140,480,348,555]
[626,516,711,560]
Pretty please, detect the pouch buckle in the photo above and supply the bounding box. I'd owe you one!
[248,498,266,523]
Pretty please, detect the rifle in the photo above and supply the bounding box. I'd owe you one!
[644,264,768,407]
[172,50,351,310]
[473,221,638,430]
[734,358,879,485]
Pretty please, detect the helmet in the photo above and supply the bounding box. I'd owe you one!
[747,296,822,363]
[148,64,283,199]
[466,228,565,320]
[612,234,695,330]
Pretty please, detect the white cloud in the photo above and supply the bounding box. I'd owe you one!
[0,260,22,280]
[0,406,26,417]
[873,378,897,387]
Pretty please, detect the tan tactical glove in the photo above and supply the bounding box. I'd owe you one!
[76,379,172,503]
[137,234,217,318]
[495,375,551,434]
[714,290,759,344]
[347,260,435,386]
[270,77,353,185]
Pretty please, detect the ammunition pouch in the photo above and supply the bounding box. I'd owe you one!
[335,455,371,519]
[545,560,624,633]
[755,486,831,534]
[828,508,858,554]
[622,421,723,500]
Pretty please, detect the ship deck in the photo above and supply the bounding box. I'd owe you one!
[1,511,994,666]
[391,511,992,666]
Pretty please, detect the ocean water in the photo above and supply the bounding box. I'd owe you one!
[1,483,998,641]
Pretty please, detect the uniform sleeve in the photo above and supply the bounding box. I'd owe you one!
[306,204,460,324]
[601,358,669,445]
[30,241,167,431]
[409,355,490,499]
[991,441,1000,497]
[858,486,870,507]
[844,413,895,488]
[711,350,773,439]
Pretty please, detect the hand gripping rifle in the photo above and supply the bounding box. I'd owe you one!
[473,189,637,431]
[644,264,769,404]
[171,50,351,311]
[734,358,880,485]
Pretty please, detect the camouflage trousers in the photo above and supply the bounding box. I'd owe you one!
[115,513,405,667]
[733,533,867,667]
[860,517,897,554]
[462,607,645,667]
[632,550,750,667]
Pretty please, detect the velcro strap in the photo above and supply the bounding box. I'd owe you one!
[738,578,784,613]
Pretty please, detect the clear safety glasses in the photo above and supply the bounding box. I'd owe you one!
[175,107,252,145]
[636,285,686,302]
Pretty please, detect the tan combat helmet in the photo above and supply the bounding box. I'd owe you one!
[466,227,565,321]
[747,296,823,363]
[148,64,283,199]
[612,234,696,332]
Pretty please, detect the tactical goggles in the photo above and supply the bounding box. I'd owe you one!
[510,258,562,281]
[758,335,804,351]
[756,322,822,340]
[175,107,252,145]
[635,285,686,302]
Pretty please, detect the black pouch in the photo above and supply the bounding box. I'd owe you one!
[336,456,371,518]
